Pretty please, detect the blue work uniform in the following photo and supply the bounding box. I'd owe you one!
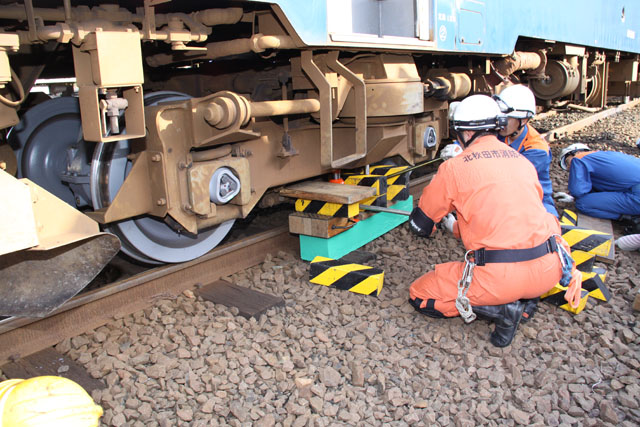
[569,151,640,220]
[503,125,558,216]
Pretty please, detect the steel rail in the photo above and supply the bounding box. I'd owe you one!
[0,226,293,334]
[543,99,640,142]
[0,227,297,365]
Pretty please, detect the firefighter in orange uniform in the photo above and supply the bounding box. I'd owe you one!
[407,94,566,347]
[495,84,558,216]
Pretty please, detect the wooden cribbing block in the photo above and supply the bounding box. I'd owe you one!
[0,348,105,394]
[343,175,388,207]
[294,198,359,218]
[571,250,596,273]
[299,197,412,261]
[309,256,384,297]
[289,212,354,238]
[581,266,611,302]
[540,285,590,315]
[198,280,284,319]
[280,181,375,204]
[577,213,615,264]
[559,209,578,226]
[561,225,613,259]
[368,165,411,204]
[340,249,377,264]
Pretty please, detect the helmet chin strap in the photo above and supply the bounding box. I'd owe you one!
[456,130,484,148]
[509,119,525,138]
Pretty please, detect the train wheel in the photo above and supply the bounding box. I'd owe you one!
[90,92,235,264]
[9,97,94,207]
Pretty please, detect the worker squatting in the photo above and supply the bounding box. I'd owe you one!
[405,87,617,347]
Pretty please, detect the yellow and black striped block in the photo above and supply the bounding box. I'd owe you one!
[344,174,388,207]
[559,209,578,226]
[561,224,612,258]
[369,165,411,204]
[295,199,359,218]
[541,285,589,314]
[309,256,384,297]
[571,249,596,273]
[581,266,610,301]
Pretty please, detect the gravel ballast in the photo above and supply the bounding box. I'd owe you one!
[5,106,640,426]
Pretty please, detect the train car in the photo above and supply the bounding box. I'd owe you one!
[0,0,639,316]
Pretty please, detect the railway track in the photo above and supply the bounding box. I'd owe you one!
[1,99,639,365]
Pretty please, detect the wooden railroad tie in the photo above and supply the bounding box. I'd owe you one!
[197,280,285,319]
[0,347,105,394]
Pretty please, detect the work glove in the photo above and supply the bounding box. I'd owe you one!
[409,207,434,238]
[439,143,463,160]
[440,213,456,234]
[553,191,575,203]
[616,234,640,251]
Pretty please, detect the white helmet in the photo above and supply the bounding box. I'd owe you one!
[559,143,590,170]
[451,95,506,131]
[495,85,536,119]
[448,101,461,121]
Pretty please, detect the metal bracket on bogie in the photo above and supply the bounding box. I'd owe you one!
[301,50,367,169]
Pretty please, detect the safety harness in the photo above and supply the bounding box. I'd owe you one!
[456,236,580,322]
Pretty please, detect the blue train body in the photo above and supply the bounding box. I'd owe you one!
[251,0,640,55]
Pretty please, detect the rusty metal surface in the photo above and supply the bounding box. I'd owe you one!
[0,144,17,176]
[0,233,120,318]
[301,50,338,168]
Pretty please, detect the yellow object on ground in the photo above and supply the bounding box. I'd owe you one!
[0,376,103,426]
[309,256,384,296]
[581,266,611,301]
[561,224,612,258]
[540,285,590,314]
[559,209,578,226]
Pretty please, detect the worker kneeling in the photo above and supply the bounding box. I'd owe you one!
[408,94,575,347]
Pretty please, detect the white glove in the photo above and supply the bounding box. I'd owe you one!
[553,192,575,203]
[616,234,640,251]
[441,213,456,233]
[439,143,463,160]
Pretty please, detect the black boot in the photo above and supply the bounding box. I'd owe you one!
[620,215,640,235]
[520,297,539,323]
[472,301,525,347]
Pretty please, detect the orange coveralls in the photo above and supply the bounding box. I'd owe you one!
[409,134,563,317]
